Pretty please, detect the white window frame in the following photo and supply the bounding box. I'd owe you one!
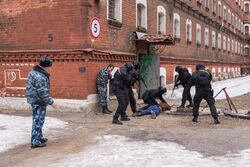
[218,33,221,49]
[228,9,231,24]
[107,0,122,22]
[205,0,210,9]
[173,13,181,39]
[186,19,192,42]
[223,36,226,51]
[157,6,166,34]
[232,13,234,27]
[205,27,209,46]
[212,0,216,13]
[223,6,227,21]
[227,38,230,52]
[196,24,201,45]
[235,41,238,53]
[212,31,216,48]
[136,0,147,30]
[232,40,234,53]
[218,1,222,17]
[244,24,250,35]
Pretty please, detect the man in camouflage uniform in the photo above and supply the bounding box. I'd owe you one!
[96,64,114,114]
[26,57,55,148]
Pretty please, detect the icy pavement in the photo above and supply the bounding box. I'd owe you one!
[0,114,68,153]
[167,75,250,100]
[49,135,250,167]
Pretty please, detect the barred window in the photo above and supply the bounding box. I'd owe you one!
[157,6,166,34]
[196,24,201,44]
[173,13,180,38]
[136,0,147,29]
[108,0,122,22]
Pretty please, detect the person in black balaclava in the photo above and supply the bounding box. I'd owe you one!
[191,64,220,124]
[174,66,193,108]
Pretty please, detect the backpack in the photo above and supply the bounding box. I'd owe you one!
[196,70,211,86]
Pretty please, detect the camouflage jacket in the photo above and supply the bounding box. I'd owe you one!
[26,65,54,106]
[96,67,109,86]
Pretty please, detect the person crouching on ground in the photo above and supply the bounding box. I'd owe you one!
[191,64,220,124]
[26,57,56,148]
[96,64,114,114]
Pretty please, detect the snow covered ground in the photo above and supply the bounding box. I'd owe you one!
[0,114,68,153]
[167,75,250,100]
[49,135,250,167]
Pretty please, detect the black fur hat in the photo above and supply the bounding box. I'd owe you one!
[39,57,53,67]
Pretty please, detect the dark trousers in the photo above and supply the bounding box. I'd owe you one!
[193,88,218,119]
[181,85,192,106]
[114,88,129,119]
[128,88,137,113]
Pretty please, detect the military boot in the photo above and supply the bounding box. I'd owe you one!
[112,116,123,125]
[102,106,111,114]
[106,106,113,113]
[120,116,130,121]
[214,118,220,124]
[186,103,193,108]
[192,117,198,123]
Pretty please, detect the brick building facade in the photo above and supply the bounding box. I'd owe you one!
[0,0,249,99]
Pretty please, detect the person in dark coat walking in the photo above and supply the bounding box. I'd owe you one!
[111,63,136,125]
[191,64,220,124]
[26,57,56,148]
[96,64,114,114]
[128,60,140,114]
[175,66,193,108]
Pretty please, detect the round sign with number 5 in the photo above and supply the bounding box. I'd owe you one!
[90,17,100,39]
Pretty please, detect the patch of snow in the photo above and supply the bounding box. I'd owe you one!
[0,114,68,153]
[49,135,250,167]
[167,75,250,100]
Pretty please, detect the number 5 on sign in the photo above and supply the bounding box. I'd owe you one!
[90,17,100,39]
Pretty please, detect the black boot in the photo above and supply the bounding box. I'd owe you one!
[106,106,113,113]
[102,106,111,114]
[192,117,198,123]
[177,104,185,109]
[186,103,193,108]
[120,116,130,121]
[112,116,123,125]
[214,118,220,124]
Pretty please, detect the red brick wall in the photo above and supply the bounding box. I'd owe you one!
[0,0,84,50]
[0,50,136,99]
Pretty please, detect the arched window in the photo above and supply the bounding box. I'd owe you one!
[245,3,250,13]
[157,6,166,34]
[232,40,234,53]
[223,36,226,51]
[223,6,227,21]
[227,38,230,52]
[212,31,216,48]
[218,1,221,17]
[212,0,217,13]
[173,13,180,38]
[244,45,249,55]
[196,24,201,45]
[205,27,209,47]
[228,9,231,23]
[186,19,192,42]
[235,41,238,54]
[218,33,221,49]
[136,0,147,30]
[244,24,250,35]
